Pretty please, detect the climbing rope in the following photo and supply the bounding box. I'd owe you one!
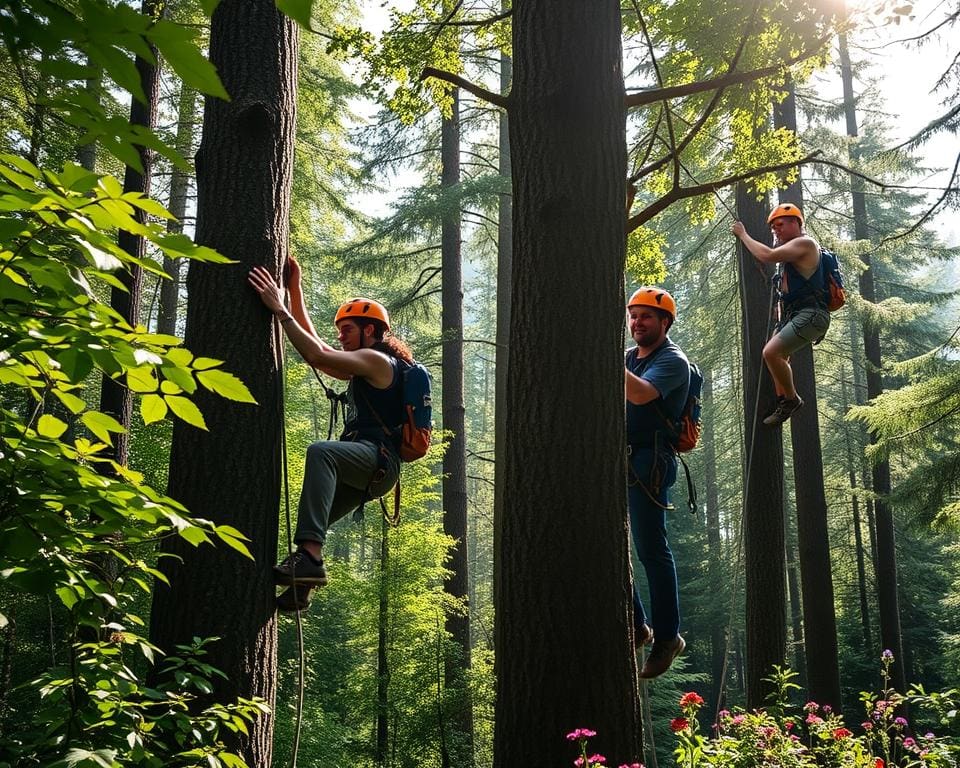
[274,311,306,768]
[711,237,778,724]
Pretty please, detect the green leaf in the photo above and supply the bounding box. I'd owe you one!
[53,389,87,414]
[127,366,159,393]
[37,414,68,439]
[148,21,230,101]
[192,357,222,370]
[216,525,253,559]
[140,394,168,425]
[276,0,315,29]
[197,369,257,404]
[161,364,197,394]
[56,348,94,383]
[180,525,212,547]
[165,395,207,430]
[81,410,126,445]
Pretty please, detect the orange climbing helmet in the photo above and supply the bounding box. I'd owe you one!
[767,203,804,226]
[334,298,391,331]
[627,287,677,321]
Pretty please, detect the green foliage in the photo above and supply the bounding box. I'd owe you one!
[0,151,264,764]
[0,0,227,172]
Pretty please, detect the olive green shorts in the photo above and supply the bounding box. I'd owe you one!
[777,307,830,354]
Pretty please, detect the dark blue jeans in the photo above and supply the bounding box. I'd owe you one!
[628,445,680,642]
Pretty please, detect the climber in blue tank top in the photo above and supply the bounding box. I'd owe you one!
[731,203,829,426]
[249,260,413,612]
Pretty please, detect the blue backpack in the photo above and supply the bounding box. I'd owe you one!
[396,360,433,461]
[820,247,846,312]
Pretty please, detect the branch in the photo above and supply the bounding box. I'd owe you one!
[628,151,824,231]
[879,151,960,246]
[624,37,828,108]
[421,67,509,109]
[629,0,761,184]
[439,7,512,26]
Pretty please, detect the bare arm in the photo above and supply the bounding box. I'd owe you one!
[247,266,393,386]
[731,221,817,265]
[625,368,661,405]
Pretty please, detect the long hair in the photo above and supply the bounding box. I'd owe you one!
[357,318,414,364]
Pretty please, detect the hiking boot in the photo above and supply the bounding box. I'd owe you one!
[273,548,328,586]
[276,585,314,613]
[634,623,654,649]
[763,396,803,426]
[639,634,685,679]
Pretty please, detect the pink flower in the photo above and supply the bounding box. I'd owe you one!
[805,713,823,725]
[567,728,597,741]
[731,714,746,726]
[575,759,585,767]
[894,717,908,727]
[903,737,916,748]
[784,721,794,731]
[670,717,689,732]
[679,692,704,708]
[862,721,874,731]
[803,701,819,712]
[588,755,606,765]
[617,764,643,768]
[832,728,852,740]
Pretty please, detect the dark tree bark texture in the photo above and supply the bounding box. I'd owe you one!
[495,3,640,766]
[148,2,299,765]
[736,183,787,709]
[773,83,842,710]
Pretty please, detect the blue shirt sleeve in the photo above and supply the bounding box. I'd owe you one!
[642,347,689,407]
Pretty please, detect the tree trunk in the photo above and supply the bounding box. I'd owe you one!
[492,14,512,674]
[703,369,726,710]
[841,364,872,649]
[784,512,806,685]
[76,60,101,171]
[772,81,843,709]
[441,85,474,767]
[839,28,906,692]
[495,4,639,766]
[148,3,298,765]
[158,84,198,337]
[98,0,161,467]
[736,182,787,709]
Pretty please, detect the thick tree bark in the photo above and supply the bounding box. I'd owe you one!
[773,82,842,709]
[784,514,806,685]
[736,182,787,709]
[495,4,639,766]
[158,85,198,337]
[839,29,907,693]
[703,369,727,710]
[148,3,299,765]
[492,16,512,667]
[98,0,161,467]
[441,86,474,767]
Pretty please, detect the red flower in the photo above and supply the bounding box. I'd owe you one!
[679,692,704,708]
[670,718,690,732]
[832,728,852,740]
[874,759,884,768]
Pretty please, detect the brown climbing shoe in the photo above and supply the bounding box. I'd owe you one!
[276,585,315,613]
[639,634,685,679]
[634,623,654,649]
[273,548,328,586]
[763,396,803,426]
